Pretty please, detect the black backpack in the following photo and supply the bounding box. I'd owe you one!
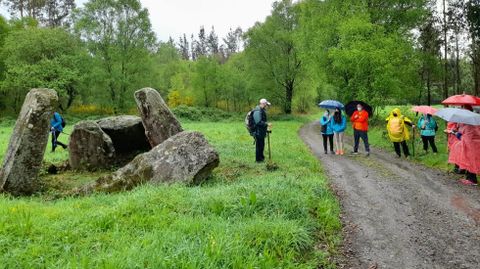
[61,116,66,128]
[245,109,257,136]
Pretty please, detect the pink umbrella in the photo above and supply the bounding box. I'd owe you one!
[412,106,438,115]
[442,94,480,106]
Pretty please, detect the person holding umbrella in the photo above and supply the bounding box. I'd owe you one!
[318,100,345,155]
[418,114,438,154]
[386,108,414,158]
[320,110,335,154]
[436,107,480,186]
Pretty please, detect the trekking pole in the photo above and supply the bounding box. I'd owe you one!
[267,131,272,161]
[412,127,415,157]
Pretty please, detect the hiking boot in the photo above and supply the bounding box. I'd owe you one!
[365,152,370,157]
[331,150,335,155]
[340,150,345,155]
[351,151,359,155]
[459,179,478,186]
[324,151,328,154]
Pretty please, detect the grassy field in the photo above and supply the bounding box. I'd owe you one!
[0,118,341,268]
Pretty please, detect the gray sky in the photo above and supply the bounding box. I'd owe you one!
[1,0,276,42]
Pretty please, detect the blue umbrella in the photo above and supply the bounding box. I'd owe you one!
[435,108,480,126]
[318,100,344,110]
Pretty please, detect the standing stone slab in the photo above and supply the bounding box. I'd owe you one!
[69,121,116,171]
[0,88,58,195]
[134,88,183,147]
[77,131,220,194]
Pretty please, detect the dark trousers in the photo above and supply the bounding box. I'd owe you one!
[255,136,265,162]
[51,130,67,152]
[353,130,370,153]
[322,134,334,152]
[421,135,438,153]
[466,171,478,183]
[393,141,410,157]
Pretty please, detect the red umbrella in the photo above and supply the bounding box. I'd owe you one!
[412,106,438,115]
[441,94,480,106]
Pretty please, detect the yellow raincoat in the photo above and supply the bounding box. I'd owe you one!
[386,108,412,142]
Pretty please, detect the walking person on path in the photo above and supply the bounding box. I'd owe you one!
[320,110,334,154]
[351,104,370,156]
[332,108,347,155]
[418,114,438,154]
[386,108,414,158]
[50,111,67,152]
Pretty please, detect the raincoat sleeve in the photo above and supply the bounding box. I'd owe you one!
[320,116,330,126]
[342,116,347,130]
[403,117,413,127]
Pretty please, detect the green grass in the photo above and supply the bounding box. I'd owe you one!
[0,118,341,268]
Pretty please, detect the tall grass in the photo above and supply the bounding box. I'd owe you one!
[0,119,341,268]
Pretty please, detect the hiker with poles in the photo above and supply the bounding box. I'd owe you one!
[50,111,68,152]
[250,98,271,163]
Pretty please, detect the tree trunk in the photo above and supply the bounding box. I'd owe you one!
[284,81,294,114]
[443,0,449,99]
[427,73,431,106]
[455,33,461,95]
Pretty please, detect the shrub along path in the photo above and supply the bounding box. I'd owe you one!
[300,121,480,269]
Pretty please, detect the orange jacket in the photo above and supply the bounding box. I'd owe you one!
[351,110,369,131]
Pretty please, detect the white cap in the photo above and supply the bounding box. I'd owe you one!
[260,98,271,106]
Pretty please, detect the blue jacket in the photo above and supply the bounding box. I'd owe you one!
[331,115,347,133]
[417,116,437,137]
[320,115,334,135]
[50,112,63,132]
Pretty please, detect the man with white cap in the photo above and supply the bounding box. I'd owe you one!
[253,98,271,162]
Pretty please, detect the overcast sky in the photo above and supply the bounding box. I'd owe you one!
[1,0,276,42]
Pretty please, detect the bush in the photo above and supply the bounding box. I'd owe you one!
[172,105,240,122]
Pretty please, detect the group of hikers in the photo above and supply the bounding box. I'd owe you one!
[249,98,479,187]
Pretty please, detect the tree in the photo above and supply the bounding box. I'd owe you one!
[418,11,442,105]
[178,33,190,60]
[193,26,208,59]
[448,0,466,95]
[0,27,88,112]
[73,0,156,112]
[1,0,75,26]
[223,27,243,59]
[245,0,301,114]
[467,0,480,95]
[207,26,219,55]
[191,56,219,107]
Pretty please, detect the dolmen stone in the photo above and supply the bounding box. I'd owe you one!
[69,116,152,170]
[69,121,115,171]
[0,88,58,195]
[96,115,150,154]
[134,88,183,147]
[77,131,220,194]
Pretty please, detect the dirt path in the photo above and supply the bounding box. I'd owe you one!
[300,121,480,269]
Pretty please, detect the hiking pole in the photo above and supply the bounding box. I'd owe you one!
[267,131,272,161]
[411,127,415,157]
